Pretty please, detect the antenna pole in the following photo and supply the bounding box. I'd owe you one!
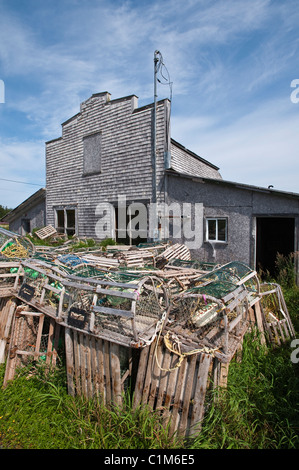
[153,50,160,206]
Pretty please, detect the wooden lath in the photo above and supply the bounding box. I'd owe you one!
[133,337,213,437]
[65,327,133,404]
[35,225,57,240]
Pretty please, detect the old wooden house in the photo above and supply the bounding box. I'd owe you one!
[2,188,46,236]
[42,91,298,276]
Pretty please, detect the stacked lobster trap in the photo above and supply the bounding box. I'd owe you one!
[15,259,169,348]
[0,237,297,438]
[164,261,260,361]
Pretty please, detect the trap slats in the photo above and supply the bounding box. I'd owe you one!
[64,327,130,404]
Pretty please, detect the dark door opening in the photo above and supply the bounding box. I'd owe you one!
[114,205,148,246]
[256,217,295,276]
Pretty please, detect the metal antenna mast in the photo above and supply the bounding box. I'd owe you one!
[153,50,160,206]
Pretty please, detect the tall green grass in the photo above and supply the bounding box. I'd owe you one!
[191,330,299,449]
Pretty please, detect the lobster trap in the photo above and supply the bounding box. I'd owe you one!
[259,282,295,344]
[0,227,35,260]
[3,305,62,386]
[166,261,260,362]
[16,260,169,348]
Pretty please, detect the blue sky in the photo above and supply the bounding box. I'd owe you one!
[0,0,299,208]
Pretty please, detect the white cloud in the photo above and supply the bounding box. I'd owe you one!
[0,0,299,206]
[172,97,299,193]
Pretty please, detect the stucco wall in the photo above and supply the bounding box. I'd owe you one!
[166,173,299,268]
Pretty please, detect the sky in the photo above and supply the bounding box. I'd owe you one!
[0,0,299,209]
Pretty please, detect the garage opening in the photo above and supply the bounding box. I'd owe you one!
[256,217,295,276]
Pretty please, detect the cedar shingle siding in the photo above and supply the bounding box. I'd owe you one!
[45,92,217,241]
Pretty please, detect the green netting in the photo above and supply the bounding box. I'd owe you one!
[189,280,237,299]
[167,258,217,271]
[187,261,257,299]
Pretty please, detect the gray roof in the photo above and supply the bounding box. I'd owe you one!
[170,139,222,180]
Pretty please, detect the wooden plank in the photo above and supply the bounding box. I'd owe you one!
[85,334,93,399]
[254,302,266,344]
[178,354,197,436]
[147,338,164,408]
[162,354,180,426]
[132,345,151,408]
[110,342,122,406]
[104,339,112,406]
[168,353,188,436]
[80,333,87,398]
[73,330,82,395]
[155,348,173,410]
[95,286,137,300]
[189,353,212,436]
[141,340,156,405]
[65,327,75,396]
[92,305,134,319]
[51,322,61,367]
[0,299,16,363]
[97,338,105,400]
[34,314,45,361]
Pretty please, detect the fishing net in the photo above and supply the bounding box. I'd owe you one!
[0,228,35,260]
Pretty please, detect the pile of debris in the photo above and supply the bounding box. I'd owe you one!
[0,226,296,437]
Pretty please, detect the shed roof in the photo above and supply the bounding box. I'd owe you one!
[1,188,46,223]
[166,169,299,200]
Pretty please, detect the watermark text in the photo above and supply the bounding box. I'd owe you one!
[95,195,203,249]
[290,79,299,104]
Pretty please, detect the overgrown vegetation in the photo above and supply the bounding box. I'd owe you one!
[0,253,298,449]
[0,204,12,220]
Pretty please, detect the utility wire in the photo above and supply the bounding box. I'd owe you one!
[0,177,44,186]
[155,51,173,102]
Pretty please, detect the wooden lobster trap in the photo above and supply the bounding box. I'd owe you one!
[63,274,169,348]
[3,304,62,386]
[259,282,295,345]
[0,227,35,260]
[16,260,170,348]
[0,261,23,297]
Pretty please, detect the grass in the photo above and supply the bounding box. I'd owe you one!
[0,364,183,449]
[0,324,298,450]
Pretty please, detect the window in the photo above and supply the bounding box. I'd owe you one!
[114,203,148,246]
[55,207,77,236]
[206,218,227,242]
[83,132,101,176]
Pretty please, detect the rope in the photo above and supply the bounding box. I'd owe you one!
[2,239,29,258]
[154,317,219,372]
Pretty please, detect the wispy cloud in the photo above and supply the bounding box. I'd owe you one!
[0,0,298,207]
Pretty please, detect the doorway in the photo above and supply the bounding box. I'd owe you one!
[256,217,295,276]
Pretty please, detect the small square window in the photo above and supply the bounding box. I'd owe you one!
[206,218,227,242]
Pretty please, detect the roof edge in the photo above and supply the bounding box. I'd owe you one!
[166,169,299,199]
[171,138,220,171]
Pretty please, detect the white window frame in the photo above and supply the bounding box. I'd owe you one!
[206,217,227,243]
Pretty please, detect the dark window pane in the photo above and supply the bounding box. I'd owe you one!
[57,210,65,232]
[218,219,227,241]
[208,220,216,240]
